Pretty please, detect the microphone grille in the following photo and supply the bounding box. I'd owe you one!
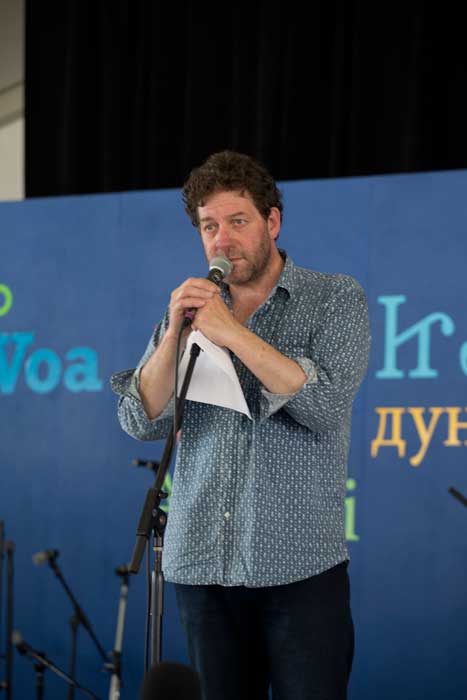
[32,551,48,566]
[11,630,22,646]
[209,255,233,278]
[32,549,58,566]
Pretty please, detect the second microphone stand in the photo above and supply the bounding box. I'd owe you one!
[106,565,131,700]
[13,632,100,700]
[43,553,109,700]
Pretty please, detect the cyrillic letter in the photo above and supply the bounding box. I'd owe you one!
[345,478,359,541]
[376,296,455,379]
[407,407,445,466]
[444,407,467,446]
[371,407,406,458]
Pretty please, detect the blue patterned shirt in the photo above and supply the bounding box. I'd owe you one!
[111,253,370,587]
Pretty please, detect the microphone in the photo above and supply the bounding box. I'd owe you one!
[139,662,201,700]
[32,549,59,566]
[11,630,32,655]
[206,255,233,284]
[182,255,233,327]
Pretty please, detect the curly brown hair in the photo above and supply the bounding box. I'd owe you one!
[182,150,283,227]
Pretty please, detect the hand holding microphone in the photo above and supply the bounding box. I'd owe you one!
[168,255,233,338]
[137,255,234,421]
[182,255,233,327]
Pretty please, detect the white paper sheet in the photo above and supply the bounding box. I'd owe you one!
[177,330,252,419]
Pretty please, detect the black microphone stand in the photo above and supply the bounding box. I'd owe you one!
[0,539,14,700]
[13,633,101,700]
[149,502,167,669]
[127,340,201,669]
[132,460,170,670]
[41,554,109,699]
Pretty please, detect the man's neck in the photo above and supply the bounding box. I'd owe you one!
[228,248,285,310]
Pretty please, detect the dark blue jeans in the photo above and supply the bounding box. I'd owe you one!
[174,561,354,700]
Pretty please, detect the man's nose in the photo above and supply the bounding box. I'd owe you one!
[215,223,233,248]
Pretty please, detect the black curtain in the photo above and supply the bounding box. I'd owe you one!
[25,1,467,197]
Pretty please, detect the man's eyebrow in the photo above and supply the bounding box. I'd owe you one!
[199,211,248,222]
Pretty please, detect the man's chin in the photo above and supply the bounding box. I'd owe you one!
[226,263,254,284]
[225,259,248,284]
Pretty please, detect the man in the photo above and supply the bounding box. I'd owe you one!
[112,150,370,699]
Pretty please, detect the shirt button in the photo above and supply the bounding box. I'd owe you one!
[224,511,231,520]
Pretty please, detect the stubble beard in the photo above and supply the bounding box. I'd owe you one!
[225,227,272,285]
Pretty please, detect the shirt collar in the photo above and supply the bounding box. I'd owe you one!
[274,249,297,298]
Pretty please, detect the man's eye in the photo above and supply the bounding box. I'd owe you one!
[203,224,216,233]
[233,219,246,225]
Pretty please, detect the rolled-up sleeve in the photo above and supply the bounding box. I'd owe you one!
[259,276,370,431]
[110,316,175,441]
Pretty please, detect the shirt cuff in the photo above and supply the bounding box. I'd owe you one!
[111,366,175,423]
[259,357,318,420]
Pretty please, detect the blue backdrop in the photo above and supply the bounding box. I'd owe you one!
[1,170,466,699]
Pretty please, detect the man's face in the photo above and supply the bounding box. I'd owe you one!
[197,190,280,285]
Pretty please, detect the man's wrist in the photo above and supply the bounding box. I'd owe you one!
[223,318,250,351]
[162,327,181,344]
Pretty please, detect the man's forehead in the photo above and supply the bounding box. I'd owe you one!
[198,190,256,219]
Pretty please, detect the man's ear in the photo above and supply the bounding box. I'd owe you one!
[268,207,281,240]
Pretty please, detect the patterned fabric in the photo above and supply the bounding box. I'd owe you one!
[111,253,370,587]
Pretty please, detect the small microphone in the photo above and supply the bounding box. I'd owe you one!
[132,459,160,471]
[183,255,233,327]
[11,630,31,655]
[206,255,233,285]
[32,549,59,566]
[139,662,201,700]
